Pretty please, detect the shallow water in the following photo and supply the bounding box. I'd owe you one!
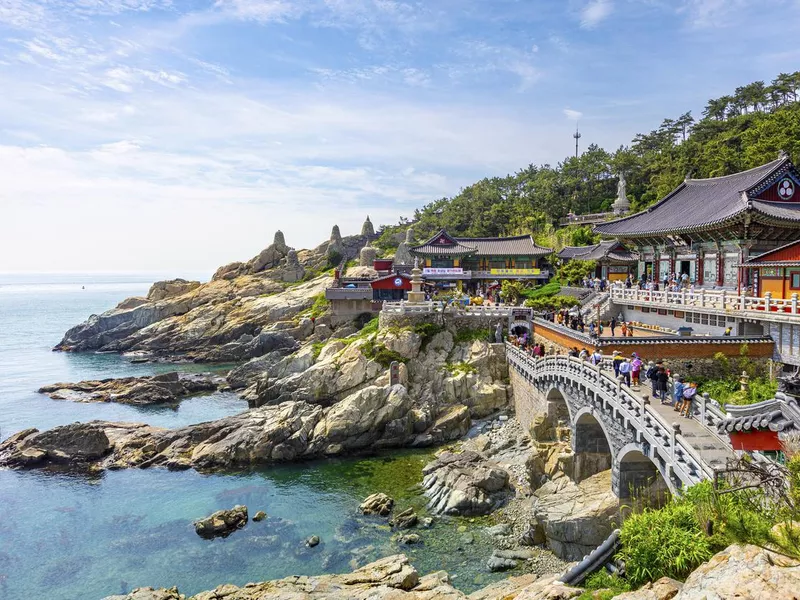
[0,275,509,599]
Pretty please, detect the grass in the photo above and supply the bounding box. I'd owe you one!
[699,376,777,408]
[453,327,492,344]
[576,570,631,600]
[299,293,330,320]
[361,339,408,367]
[444,362,477,376]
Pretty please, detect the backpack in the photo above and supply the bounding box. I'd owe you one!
[683,386,697,399]
[646,366,657,380]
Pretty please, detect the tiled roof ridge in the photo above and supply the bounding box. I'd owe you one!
[456,233,533,241]
[685,156,787,184]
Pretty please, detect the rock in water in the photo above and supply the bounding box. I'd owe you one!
[194,505,248,538]
[422,451,511,516]
[307,535,320,547]
[398,533,421,545]
[486,556,517,572]
[0,423,111,468]
[391,508,418,530]
[360,493,394,516]
[252,511,267,522]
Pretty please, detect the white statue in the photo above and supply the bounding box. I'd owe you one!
[612,172,630,214]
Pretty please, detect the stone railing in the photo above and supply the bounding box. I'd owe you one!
[381,301,517,317]
[325,287,373,301]
[558,212,612,226]
[506,344,723,486]
[611,287,800,320]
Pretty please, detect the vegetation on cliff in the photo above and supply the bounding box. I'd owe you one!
[374,71,800,249]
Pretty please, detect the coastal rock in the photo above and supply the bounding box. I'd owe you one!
[531,470,618,561]
[360,493,394,516]
[147,279,201,302]
[194,505,248,538]
[37,372,224,405]
[486,556,517,572]
[613,577,682,600]
[668,544,800,600]
[422,451,511,516]
[391,507,418,529]
[252,511,267,522]
[0,423,111,467]
[306,535,320,547]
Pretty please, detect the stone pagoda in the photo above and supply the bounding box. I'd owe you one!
[406,258,426,304]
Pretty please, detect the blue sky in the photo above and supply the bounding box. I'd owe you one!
[3,0,800,274]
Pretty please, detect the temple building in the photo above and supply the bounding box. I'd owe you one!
[408,229,552,291]
[741,239,800,300]
[595,154,800,289]
[557,240,638,281]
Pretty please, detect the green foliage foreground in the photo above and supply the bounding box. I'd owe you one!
[617,454,800,589]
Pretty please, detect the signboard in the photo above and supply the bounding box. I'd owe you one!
[608,266,629,274]
[489,268,541,276]
[393,277,404,287]
[423,268,463,275]
[761,267,783,278]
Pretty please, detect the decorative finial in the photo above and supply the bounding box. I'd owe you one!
[779,149,789,160]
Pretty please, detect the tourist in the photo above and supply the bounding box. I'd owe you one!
[579,348,589,361]
[569,347,579,358]
[655,367,669,403]
[631,353,643,386]
[621,322,628,337]
[612,351,624,377]
[627,325,634,337]
[645,361,658,396]
[610,317,617,336]
[672,375,685,408]
[590,348,603,366]
[679,383,698,417]
[618,358,631,386]
[723,326,732,336]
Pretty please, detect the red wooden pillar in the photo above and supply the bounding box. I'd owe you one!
[670,252,676,279]
[717,252,725,287]
[653,250,660,282]
[697,252,704,286]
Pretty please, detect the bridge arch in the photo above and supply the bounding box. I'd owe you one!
[616,443,673,502]
[573,408,614,482]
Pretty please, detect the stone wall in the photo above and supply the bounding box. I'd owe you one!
[379,311,502,336]
[509,367,548,433]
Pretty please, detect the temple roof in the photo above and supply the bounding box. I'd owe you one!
[717,394,800,435]
[455,235,552,257]
[595,156,800,238]
[410,230,551,257]
[410,230,477,256]
[744,239,800,265]
[558,240,637,263]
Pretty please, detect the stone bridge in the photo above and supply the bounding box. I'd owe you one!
[506,343,734,498]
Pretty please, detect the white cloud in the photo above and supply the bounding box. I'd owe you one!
[678,0,747,28]
[580,0,613,29]
[213,0,305,23]
[564,108,582,121]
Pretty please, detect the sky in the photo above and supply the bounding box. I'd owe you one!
[3,0,800,276]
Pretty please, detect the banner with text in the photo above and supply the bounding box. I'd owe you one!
[489,268,541,276]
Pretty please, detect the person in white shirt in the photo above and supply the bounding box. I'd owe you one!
[618,358,632,386]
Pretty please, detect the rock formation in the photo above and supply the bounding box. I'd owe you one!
[422,451,511,516]
[194,505,248,538]
[38,372,225,405]
[530,470,619,561]
[361,215,375,237]
[393,227,414,266]
[328,224,345,263]
[360,493,394,516]
[281,249,305,283]
[147,279,201,302]
[360,245,377,267]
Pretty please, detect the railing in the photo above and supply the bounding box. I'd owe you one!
[611,287,800,317]
[506,344,725,487]
[558,212,612,225]
[325,287,373,300]
[381,301,519,316]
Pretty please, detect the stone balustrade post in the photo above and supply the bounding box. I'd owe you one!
[672,422,681,460]
[721,290,727,309]
[700,392,708,426]
[681,289,686,305]
[700,289,705,307]
[640,394,649,426]
[765,292,772,313]
[793,293,798,315]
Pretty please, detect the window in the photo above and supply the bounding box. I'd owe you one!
[489,259,507,269]
[431,258,454,268]
[515,260,532,270]
[791,271,800,290]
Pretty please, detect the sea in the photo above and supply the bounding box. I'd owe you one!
[0,274,505,600]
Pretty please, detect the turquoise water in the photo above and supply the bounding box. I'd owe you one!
[0,275,505,600]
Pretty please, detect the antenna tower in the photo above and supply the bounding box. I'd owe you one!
[573,123,581,158]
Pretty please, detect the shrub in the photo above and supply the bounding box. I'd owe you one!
[617,501,713,586]
[453,327,492,344]
[444,362,477,376]
[414,322,444,345]
[361,339,407,367]
[576,570,630,600]
[302,293,330,319]
[524,281,561,300]
[524,295,580,311]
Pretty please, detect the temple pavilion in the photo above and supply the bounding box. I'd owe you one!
[595,154,800,289]
[409,229,552,291]
[557,240,638,282]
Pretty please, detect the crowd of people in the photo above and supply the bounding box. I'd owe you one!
[541,309,636,341]
[507,331,701,420]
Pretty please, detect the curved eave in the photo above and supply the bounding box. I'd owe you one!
[595,209,748,239]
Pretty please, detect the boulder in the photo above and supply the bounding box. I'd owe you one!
[194,505,248,538]
[252,511,267,522]
[147,279,201,301]
[531,470,618,561]
[306,535,320,547]
[360,493,395,516]
[398,533,421,545]
[613,577,682,600]
[422,451,511,516]
[486,556,517,572]
[0,423,111,467]
[391,507,418,530]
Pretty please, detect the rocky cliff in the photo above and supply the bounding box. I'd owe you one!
[54,229,369,361]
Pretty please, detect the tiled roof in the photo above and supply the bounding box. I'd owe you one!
[751,200,800,222]
[455,235,552,257]
[595,157,791,237]
[744,239,800,264]
[717,394,800,435]
[557,241,637,263]
[411,230,552,257]
[410,229,478,256]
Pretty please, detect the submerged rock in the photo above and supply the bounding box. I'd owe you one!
[252,511,267,522]
[306,535,320,547]
[360,493,394,516]
[422,451,511,516]
[194,505,248,538]
[391,507,418,530]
